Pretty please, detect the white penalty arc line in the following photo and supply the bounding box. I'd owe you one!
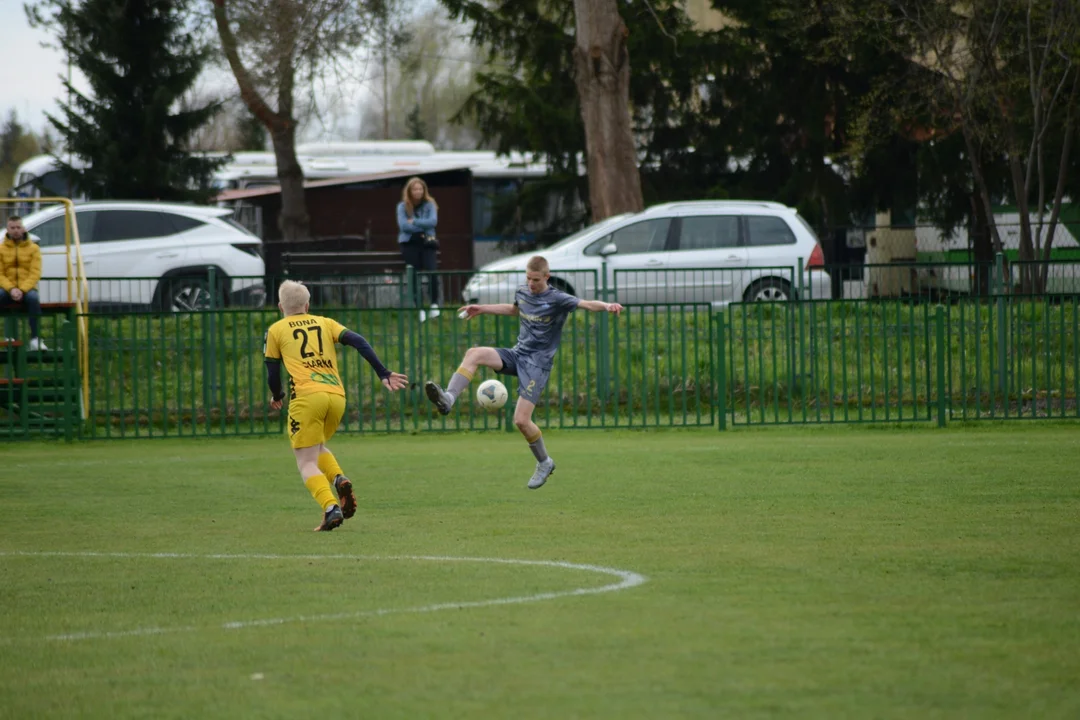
[0,552,647,643]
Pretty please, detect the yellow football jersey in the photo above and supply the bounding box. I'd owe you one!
[264,314,348,398]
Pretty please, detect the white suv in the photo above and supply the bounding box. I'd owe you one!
[20,201,265,311]
[464,200,831,305]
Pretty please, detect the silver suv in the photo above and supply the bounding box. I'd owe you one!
[21,201,265,311]
[465,200,831,305]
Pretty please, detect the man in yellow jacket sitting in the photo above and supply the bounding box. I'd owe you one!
[1,215,47,351]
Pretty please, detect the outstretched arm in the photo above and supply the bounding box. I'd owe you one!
[341,330,408,390]
[457,303,519,319]
[577,299,623,315]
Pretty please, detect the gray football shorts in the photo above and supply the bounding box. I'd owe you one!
[495,348,550,405]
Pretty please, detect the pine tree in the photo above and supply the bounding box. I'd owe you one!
[1,110,25,169]
[31,0,224,202]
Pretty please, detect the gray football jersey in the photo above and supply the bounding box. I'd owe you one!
[512,286,581,369]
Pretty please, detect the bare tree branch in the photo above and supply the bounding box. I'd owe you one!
[211,0,280,130]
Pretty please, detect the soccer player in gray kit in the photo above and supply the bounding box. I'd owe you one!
[425,255,623,489]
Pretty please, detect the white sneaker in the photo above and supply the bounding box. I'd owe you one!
[418,309,427,323]
[28,338,48,351]
[527,458,556,489]
[429,304,441,320]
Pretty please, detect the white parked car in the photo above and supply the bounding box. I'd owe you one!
[20,201,265,311]
[463,200,832,306]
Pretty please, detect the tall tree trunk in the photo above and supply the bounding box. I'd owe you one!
[212,0,310,242]
[271,123,309,242]
[571,0,643,222]
[1039,73,1078,291]
[970,192,994,296]
[961,124,1005,258]
[1007,154,1036,292]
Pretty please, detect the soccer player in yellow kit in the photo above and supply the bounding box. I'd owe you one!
[265,281,408,531]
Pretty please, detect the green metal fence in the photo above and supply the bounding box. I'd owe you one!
[723,300,945,425]
[719,296,1078,426]
[75,301,717,439]
[1,309,82,439]
[4,260,1079,439]
[943,296,1079,420]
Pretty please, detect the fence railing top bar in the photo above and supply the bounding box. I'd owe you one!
[612,265,799,272]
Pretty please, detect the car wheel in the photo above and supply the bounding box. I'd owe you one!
[744,277,795,303]
[157,275,223,312]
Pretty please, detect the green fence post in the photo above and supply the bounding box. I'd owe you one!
[61,320,75,442]
[994,252,1007,400]
[598,260,610,404]
[796,259,807,420]
[935,304,946,428]
[716,312,727,431]
[410,299,421,433]
[393,296,408,433]
[406,265,417,310]
[206,267,219,417]
[207,267,217,311]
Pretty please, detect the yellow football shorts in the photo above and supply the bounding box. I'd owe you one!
[286,392,346,449]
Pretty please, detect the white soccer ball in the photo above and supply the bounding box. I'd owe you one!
[476,379,508,410]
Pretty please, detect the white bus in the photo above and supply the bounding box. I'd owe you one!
[914,208,1080,294]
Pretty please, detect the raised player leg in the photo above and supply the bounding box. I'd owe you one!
[316,442,344,480]
[425,346,505,414]
[314,396,354,519]
[318,442,356,520]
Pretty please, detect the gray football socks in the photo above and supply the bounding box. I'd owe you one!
[446,372,471,403]
[528,435,549,462]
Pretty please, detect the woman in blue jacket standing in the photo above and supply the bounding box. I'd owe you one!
[397,177,440,321]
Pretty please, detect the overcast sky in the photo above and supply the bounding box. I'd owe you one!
[4,4,87,132]
[2,2,375,141]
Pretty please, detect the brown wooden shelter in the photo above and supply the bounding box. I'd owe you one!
[216,168,475,277]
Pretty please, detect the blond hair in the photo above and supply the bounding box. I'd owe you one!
[278,280,310,315]
[401,177,438,218]
[526,256,550,273]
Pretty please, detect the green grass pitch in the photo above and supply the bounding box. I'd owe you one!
[2,425,1079,719]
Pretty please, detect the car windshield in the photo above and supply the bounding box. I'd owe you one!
[542,214,633,252]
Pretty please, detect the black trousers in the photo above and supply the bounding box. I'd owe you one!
[400,236,440,306]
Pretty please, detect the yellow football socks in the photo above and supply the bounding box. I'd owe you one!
[318,451,344,481]
[304,473,337,512]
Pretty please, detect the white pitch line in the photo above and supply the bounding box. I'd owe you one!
[0,551,647,643]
